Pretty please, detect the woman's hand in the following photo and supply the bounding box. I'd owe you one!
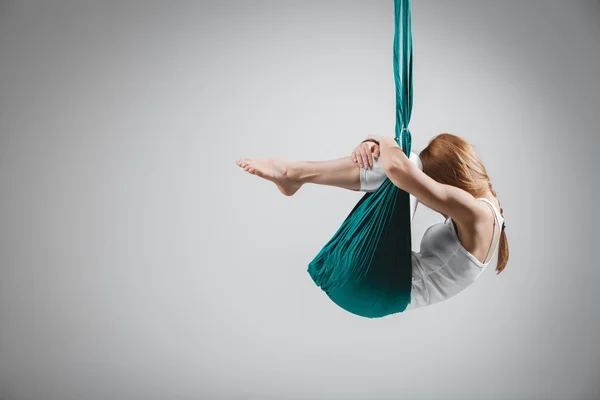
[365,135,403,173]
[351,140,380,168]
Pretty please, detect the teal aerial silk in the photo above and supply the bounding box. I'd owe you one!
[307,0,414,318]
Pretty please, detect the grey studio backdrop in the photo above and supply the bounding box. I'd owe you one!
[0,1,599,400]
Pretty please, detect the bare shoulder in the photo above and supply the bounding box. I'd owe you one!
[441,185,490,225]
[451,193,499,263]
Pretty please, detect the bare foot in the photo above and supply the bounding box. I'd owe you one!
[236,157,302,196]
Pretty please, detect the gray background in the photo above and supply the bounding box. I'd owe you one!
[1,1,599,399]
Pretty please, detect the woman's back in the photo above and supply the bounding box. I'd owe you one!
[407,198,504,310]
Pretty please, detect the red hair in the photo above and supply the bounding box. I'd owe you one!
[419,133,509,274]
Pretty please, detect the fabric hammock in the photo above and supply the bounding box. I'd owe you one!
[307,0,414,318]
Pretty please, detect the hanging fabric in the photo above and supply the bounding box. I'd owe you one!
[307,0,414,318]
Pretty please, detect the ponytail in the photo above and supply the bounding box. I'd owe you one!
[489,184,509,274]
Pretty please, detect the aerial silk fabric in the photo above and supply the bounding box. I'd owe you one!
[307,0,414,318]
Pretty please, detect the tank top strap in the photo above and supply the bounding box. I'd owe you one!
[476,198,502,264]
[477,198,503,225]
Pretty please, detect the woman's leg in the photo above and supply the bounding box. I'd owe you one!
[236,152,421,218]
[235,155,380,196]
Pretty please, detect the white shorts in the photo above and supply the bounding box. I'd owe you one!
[359,151,423,220]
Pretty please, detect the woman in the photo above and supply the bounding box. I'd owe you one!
[235,133,509,310]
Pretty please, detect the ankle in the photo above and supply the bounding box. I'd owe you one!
[289,161,316,184]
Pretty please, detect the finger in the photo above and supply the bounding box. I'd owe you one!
[374,146,380,159]
[361,149,370,168]
[352,150,359,164]
[363,145,374,167]
[356,149,364,168]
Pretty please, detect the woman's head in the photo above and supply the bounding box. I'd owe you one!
[419,133,509,274]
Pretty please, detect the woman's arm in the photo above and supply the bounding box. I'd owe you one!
[371,135,480,223]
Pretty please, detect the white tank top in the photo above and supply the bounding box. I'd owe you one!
[406,198,504,310]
